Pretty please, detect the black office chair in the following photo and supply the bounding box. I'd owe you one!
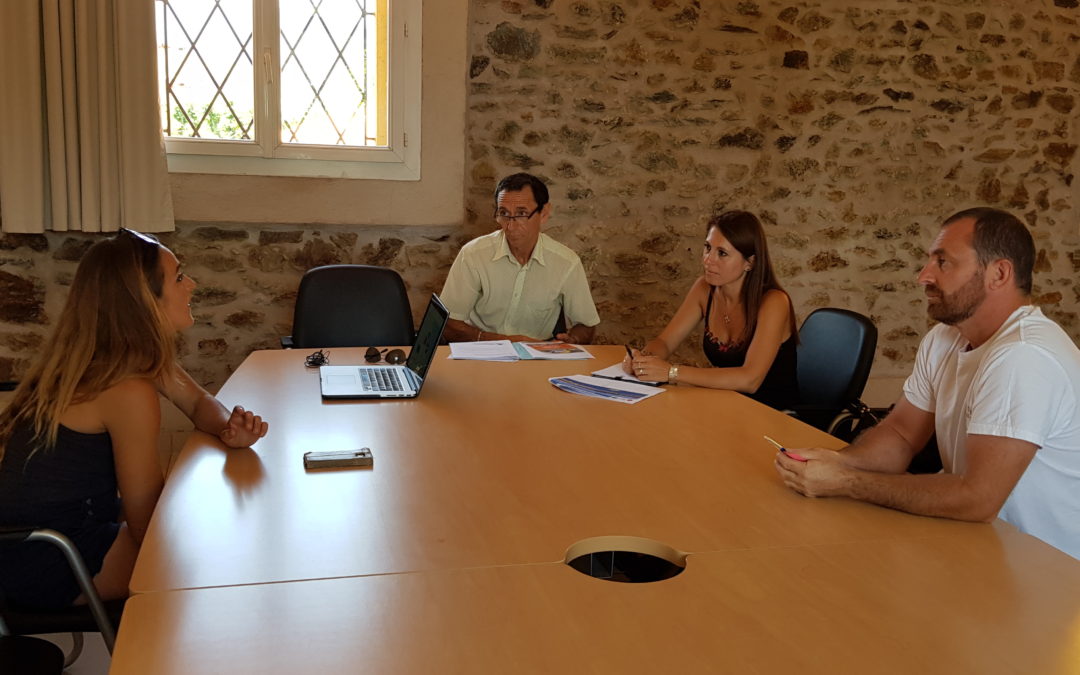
[0,633,64,675]
[789,308,877,435]
[0,527,123,670]
[281,265,414,349]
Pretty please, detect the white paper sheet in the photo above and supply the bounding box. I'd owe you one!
[448,340,520,361]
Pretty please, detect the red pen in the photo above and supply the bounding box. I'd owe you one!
[763,435,807,462]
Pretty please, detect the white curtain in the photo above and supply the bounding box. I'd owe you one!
[0,0,174,233]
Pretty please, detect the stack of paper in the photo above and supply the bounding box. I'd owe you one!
[515,342,593,360]
[548,375,664,404]
[448,340,519,361]
[589,363,662,387]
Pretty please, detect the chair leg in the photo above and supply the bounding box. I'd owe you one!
[63,632,84,668]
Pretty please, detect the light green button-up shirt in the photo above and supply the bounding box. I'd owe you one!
[440,231,600,339]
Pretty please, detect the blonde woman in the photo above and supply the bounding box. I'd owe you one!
[0,229,267,609]
[625,211,799,410]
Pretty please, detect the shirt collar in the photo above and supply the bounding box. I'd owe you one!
[492,231,546,266]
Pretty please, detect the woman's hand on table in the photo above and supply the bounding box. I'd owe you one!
[626,351,671,383]
[219,405,269,449]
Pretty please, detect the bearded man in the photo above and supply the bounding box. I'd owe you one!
[775,207,1080,560]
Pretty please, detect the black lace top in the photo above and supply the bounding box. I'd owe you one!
[702,289,799,411]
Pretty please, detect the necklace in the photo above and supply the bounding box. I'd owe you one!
[716,289,734,325]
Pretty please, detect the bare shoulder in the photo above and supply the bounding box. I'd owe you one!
[688,275,711,304]
[96,378,161,421]
[758,289,795,334]
[762,288,792,308]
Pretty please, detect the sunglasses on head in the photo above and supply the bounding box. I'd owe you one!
[365,347,406,365]
[119,228,160,246]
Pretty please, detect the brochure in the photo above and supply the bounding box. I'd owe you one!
[548,375,664,404]
[515,342,593,360]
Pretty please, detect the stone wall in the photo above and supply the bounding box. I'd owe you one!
[465,0,1080,372]
[0,0,1078,396]
[0,226,461,392]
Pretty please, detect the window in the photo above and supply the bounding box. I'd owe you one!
[155,0,421,180]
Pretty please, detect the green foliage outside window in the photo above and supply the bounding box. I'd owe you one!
[170,104,250,140]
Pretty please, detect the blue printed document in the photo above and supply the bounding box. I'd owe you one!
[548,375,664,404]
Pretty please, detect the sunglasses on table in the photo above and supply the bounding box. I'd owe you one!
[365,347,406,365]
[305,347,405,368]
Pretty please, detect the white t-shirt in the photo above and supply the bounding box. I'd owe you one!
[903,305,1080,560]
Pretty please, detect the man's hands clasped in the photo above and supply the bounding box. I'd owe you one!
[774,447,851,498]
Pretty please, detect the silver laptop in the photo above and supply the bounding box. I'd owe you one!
[319,294,449,399]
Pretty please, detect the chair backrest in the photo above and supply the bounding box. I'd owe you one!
[796,308,877,420]
[288,265,414,349]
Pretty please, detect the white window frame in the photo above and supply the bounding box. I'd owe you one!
[162,0,421,180]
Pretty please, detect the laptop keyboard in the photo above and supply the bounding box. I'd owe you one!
[361,367,405,392]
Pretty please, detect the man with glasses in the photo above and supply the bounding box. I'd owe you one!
[441,172,600,343]
[775,207,1080,560]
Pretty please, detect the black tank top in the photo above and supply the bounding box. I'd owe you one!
[0,421,120,531]
[702,289,799,411]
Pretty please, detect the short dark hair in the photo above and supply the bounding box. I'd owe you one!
[943,207,1034,294]
[494,173,549,209]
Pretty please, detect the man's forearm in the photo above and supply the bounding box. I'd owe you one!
[444,318,482,342]
[839,419,921,474]
[838,469,997,522]
[444,317,536,342]
[566,323,595,344]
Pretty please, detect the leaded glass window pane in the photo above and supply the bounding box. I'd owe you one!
[157,0,255,141]
[280,1,384,146]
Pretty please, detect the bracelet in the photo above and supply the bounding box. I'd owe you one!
[667,365,679,384]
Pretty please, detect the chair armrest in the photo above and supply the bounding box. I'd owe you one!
[281,336,294,349]
[0,528,118,652]
[787,399,872,418]
[0,525,35,543]
[784,404,842,417]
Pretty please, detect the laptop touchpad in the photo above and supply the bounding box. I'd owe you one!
[327,374,358,386]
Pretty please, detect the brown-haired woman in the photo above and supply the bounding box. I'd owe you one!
[0,229,268,609]
[624,211,799,410]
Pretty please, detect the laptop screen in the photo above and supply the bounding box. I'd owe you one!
[406,294,449,380]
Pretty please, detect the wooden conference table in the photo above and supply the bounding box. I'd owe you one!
[111,346,1080,673]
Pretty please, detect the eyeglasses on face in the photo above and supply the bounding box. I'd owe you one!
[493,206,541,224]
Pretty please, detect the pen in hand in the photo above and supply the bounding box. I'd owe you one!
[624,345,641,379]
[763,435,807,462]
